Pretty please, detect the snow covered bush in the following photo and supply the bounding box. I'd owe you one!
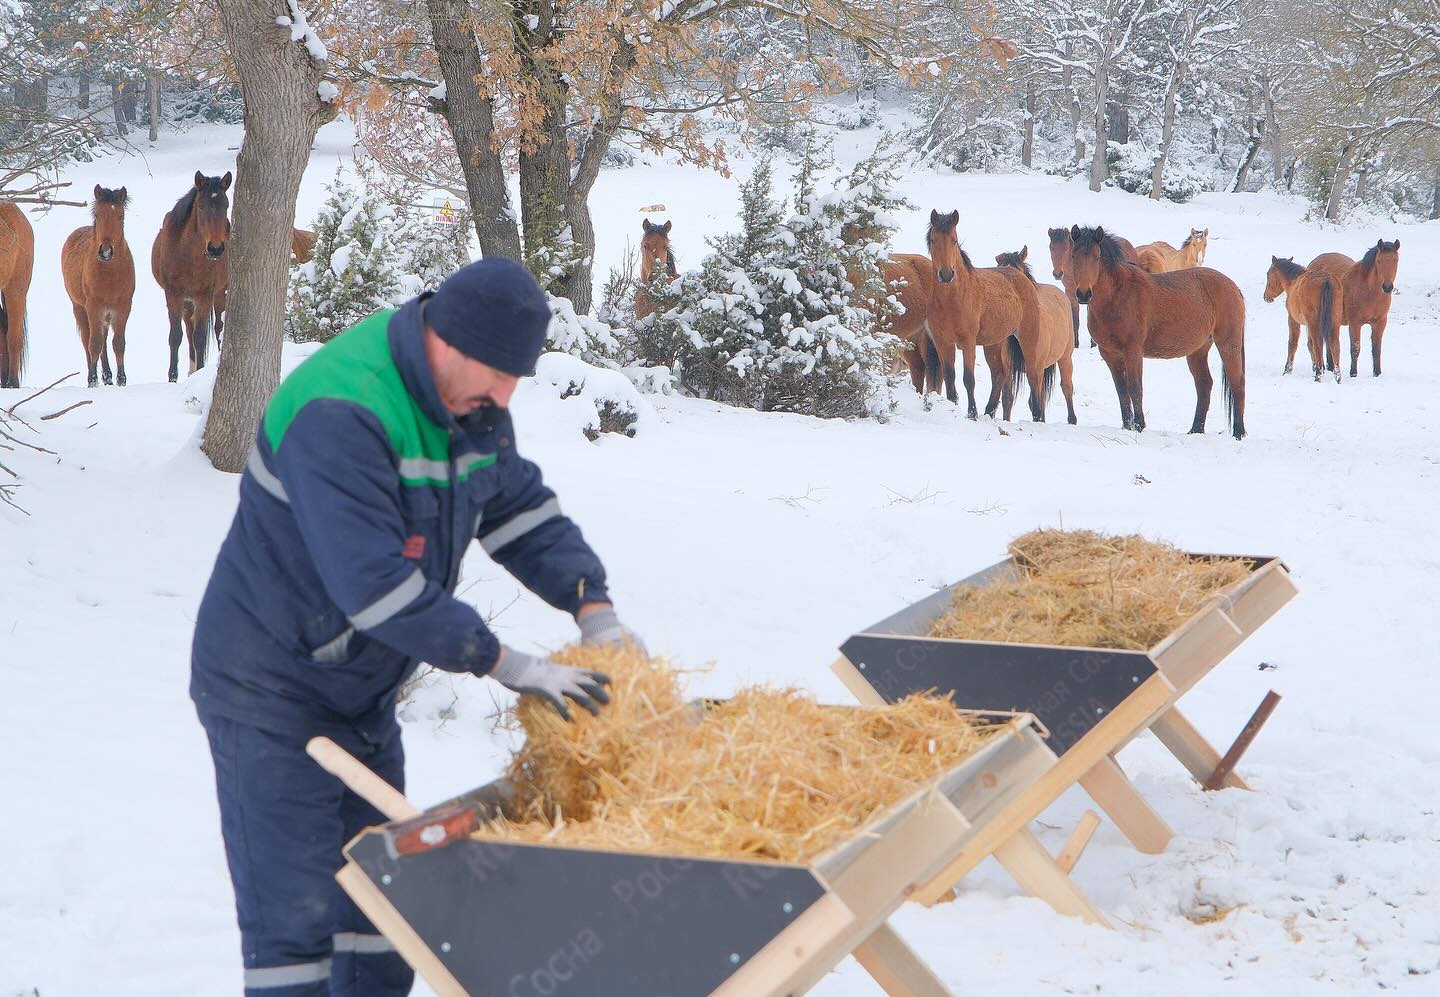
[1106,142,1207,203]
[530,353,649,441]
[286,171,473,343]
[634,137,906,419]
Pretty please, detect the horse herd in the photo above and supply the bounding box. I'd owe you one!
[0,171,318,390]
[635,211,1401,442]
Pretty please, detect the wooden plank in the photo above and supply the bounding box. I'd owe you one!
[851,921,951,997]
[1150,707,1249,790]
[1204,691,1282,791]
[1150,607,1243,699]
[334,862,466,997]
[307,737,420,821]
[831,654,887,706]
[1055,811,1101,874]
[1223,561,1298,635]
[710,893,858,997]
[992,828,1111,927]
[911,672,1174,906]
[1077,755,1173,854]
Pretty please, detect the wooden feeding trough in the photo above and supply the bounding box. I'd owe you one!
[832,552,1296,911]
[306,708,1080,997]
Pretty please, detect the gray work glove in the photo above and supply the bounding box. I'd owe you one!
[577,606,648,657]
[490,647,611,722]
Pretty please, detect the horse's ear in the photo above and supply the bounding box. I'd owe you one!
[93,183,104,201]
[1019,245,1028,261]
[1271,255,1278,263]
[947,209,959,226]
[117,186,127,204]
[661,220,671,234]
[642,218,653,233]
[930,209,942,225]
[1094,226,1105,240]
[221,171,233,191]
[193,171,205,189]
[1392,239,1400,250]
[1203,228,1209,237]
[1070,224,1082,239]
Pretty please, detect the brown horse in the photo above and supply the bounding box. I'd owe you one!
[1135,228,1208,273]
[61,185,136,388]
[0,203,34,389]
[152,171,231,382]
[1264,257,1342,383]
[1068,225,1247,440]
[877,254,936,394]
[995,247,1077,424]
[1048,225,1139,348]
[926,209,1036,420]
[291,228,318,265]
[1307,239,1400,378]
[634,218,676,320]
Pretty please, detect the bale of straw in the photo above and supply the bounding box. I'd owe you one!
[929,528,1252,650]
[482,644,1000,863]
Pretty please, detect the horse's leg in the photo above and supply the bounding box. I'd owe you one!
[3,285,27,389]
[1283,318,1300,375]
[1125,348,1147,433]
[1070,298,1080,350]
[1305,322,1324,382]
[213,285,226,345]
[982,342,1005,419]
[112,301,131,387]
[1185,347,1214,433]
[87,304,112,386]
[1348,321,1362,378]
[165,292,184,383]
[194,294,215,372]
[959,342,977,419]
[923,333,944,400]
[1370,315,1386,376]
[182,300,199,375]
[1059,353,1077,425]
[1099,347,1132,430]
[72,303,97,387]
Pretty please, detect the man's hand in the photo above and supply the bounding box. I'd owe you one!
[490,647,611,722]
[577,604,648,657]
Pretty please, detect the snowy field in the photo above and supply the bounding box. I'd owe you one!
[3,116,1439,995]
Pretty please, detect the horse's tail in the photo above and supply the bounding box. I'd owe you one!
[1042,362,1057,409]
[922,328,941,393]
[1222,322,1245,438]
[195,306,213,371]
[1006,333,1026,402]
[1319,277,1336,371]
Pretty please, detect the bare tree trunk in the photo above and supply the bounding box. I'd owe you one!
[123,87,138,123]
[425,0,522,259]
[1088,58,1110,192]
[1325,138,1357,221]
[1021,80,1035,169]
[1150,64,1184,199]
[1064,39,1084,165]
[1232,117,1264,192]
[1263,74,1284,183]
[1106,100,1129,145]
[110,79,127,137]
[1354,150,1373,203]
[1430,165,1440,220]
[78,75,90,109]
[147,72,160,142]
[203,0,338,473]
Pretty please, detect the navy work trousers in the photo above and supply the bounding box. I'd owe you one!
[202,713,414,996]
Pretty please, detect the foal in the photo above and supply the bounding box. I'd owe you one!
[62,185,136,387]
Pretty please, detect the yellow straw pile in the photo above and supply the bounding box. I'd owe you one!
[930,528,1252,650]
[479,644,999,862]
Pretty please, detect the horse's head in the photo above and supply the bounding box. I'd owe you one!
[1068,225,1108,304]
[193,171,233,260]
[92,184,128,263]
[640,218,674,282]
[1187,227,1209,264]
[1263,256,1290,303]
[1370,238,1400,294]
[994,245,1028,269]
[926,209,962,284]
[1047,226,1071,280]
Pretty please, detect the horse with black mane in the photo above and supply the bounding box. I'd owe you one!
[1048,225,1139,349]
[152,171,231,382]
[1264,256,1342,383]
[995,246,1077,424]
[1307,239,1400,378]
[1067,225,1247,440]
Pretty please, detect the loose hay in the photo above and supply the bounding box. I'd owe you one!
[479,644,1001,862]
[930,528,1253,650]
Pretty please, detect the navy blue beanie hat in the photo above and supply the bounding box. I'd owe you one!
[425,257,551,375]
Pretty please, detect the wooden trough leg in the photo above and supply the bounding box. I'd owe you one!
[1077,755,1173,854]
[992,828,1111,928]
[1203,691,1281,791]
[851,921,951,997]
[1150,706,1250,791]
[1054,810,1101,874]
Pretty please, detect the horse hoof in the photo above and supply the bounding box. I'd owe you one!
[1282,365,1292,375]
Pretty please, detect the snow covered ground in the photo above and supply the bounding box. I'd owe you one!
[3,116,1439,995]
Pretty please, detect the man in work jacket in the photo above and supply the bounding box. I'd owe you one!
[191,257,640,997]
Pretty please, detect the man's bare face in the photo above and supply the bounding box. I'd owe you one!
[424,327,520,415]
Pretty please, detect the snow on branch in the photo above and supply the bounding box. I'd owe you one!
[278,0,328,62]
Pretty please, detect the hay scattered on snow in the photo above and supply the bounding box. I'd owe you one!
[930,528,1253,650]
[479,644,1001,862]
